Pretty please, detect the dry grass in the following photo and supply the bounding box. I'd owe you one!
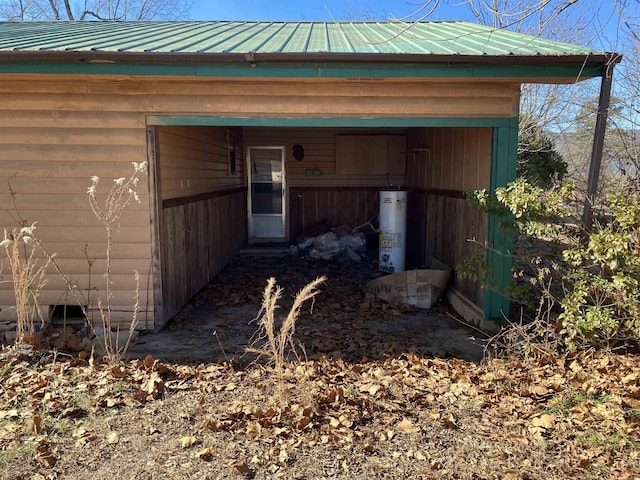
[1,165,146,362]
[248,276,326,379]
[0,224,51,342]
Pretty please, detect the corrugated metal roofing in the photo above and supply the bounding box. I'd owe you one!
[0,20,606,58]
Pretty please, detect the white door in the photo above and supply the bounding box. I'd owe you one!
[248,146,286,240]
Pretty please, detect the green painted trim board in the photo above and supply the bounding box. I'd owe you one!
[484,117,519,322]
[0,61,606,80]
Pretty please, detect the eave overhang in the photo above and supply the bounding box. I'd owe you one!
[0,50,622,83]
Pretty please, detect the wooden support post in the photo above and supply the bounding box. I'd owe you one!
[146,125,164,329]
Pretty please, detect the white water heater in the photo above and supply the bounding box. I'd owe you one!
[379,190,407,273]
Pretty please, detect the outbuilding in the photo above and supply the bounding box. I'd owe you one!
[0,21,620,331]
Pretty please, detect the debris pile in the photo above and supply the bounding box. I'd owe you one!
[296,220,378,263]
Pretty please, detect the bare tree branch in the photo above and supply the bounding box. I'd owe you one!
[0,0,192,21]
[79,8,102,20]
[47,0,60,19]
[62,0,74,19]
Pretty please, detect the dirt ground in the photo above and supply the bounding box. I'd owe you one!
[2,254,639,480]
[128,252,484,365]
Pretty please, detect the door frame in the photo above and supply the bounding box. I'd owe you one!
[247,145,287,242]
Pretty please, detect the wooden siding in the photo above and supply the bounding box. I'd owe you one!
[243,127,407,238]
[243,127,409,188]
[158,126,244,200]
[0,96,151,328]
[335,135,406,175]
[408,127,492,191]
[406,127,492,308]
[0,77,519,118]
[289,188,380,241]
[157,125,246,324]
[0,76,520,119]
[0,75,518,329]
[160,189,246,322]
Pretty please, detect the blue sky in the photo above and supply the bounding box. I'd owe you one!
[187,1,628,51]
[189,0,474,22]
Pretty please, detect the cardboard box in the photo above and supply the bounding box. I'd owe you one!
[367,269,451,309]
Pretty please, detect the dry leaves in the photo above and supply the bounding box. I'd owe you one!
[106,431,120,444]
[0,343,639,479]
[179,435,199,448]
[396,417,420,433]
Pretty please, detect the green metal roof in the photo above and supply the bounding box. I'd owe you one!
[0,20,611,58]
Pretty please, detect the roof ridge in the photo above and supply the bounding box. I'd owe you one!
[0,19,469,24]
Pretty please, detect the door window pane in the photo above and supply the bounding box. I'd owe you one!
[251,182,282,214]
[249,147,285,238]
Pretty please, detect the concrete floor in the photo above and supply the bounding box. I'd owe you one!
[128,253,485,365]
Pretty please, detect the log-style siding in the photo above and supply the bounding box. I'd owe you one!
[0,74,518,329]
[406,127,492,309]
[0,92,151,327]
[158,126,244,199]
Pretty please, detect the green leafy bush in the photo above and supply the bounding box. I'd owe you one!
[467,179,640,352]
[559,193,640,350]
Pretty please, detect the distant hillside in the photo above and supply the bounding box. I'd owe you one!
[547,131,585,161]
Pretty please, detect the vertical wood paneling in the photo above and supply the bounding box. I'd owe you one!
[451,129,465,190]
[155,125,246,325]
[478,129,492,189]
[432,130,443,189]
[441,129,454,189]
[414,127,492,191]
[425,129,435,187]
[463,128,479,190]
[405,126,493,309]
[421,194,486,307]
[289,188,379,240]
[161,189,246,321]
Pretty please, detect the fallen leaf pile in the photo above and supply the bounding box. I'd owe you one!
[1,343,639,479]
[155,255,465,366]
[1,256,638,478]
